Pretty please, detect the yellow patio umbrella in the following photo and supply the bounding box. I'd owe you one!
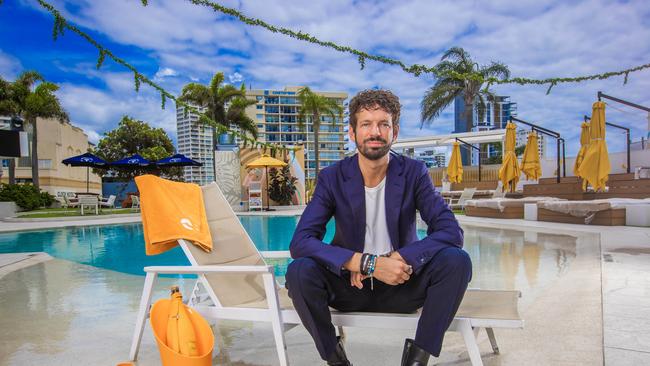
[572,121,590,176]
[577,101,610,191]
[520,132,542,181]
[246,154,287,210]
[498,122,520,192]
[447,141,463,183]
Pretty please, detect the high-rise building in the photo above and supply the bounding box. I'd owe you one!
[454,95,517,164]
[175,104,215,185]
[244,86,348,179]
[415,149,446,168]
[516,129,546,158]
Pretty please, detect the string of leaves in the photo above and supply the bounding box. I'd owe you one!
[36,0,298,153]
[142,0,650,89]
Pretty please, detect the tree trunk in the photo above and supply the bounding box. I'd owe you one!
[464,103,474,132]
[212,111,218,183]
[8,159,16,184]
[30,117,39,189]
[313,113,320,178]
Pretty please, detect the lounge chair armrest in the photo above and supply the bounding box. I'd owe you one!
[144,265,274,275]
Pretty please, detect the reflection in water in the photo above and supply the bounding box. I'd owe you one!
[1,222,582,290]
[461,226,579,298]
[0,262,75,364]
[523,243,541,287]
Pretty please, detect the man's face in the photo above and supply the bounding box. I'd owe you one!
[349,106,399,161]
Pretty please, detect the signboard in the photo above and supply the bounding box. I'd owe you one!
[0,130,29,158]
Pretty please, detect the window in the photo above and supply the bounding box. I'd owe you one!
[256,105,263,110]
[38,160,52,169]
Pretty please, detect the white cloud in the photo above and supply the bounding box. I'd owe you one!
[22,0,650,158]
[56,71,178,146]
[154,67,178,80]
[228,72,243,84]
[0,49,23,80]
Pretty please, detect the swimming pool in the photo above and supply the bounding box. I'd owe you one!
[0,216,583,292]
[0,216,335,277]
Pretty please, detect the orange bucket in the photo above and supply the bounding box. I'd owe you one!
[150,299,214,366]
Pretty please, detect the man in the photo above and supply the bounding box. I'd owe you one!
[286,89,471,366]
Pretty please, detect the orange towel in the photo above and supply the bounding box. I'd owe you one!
[135,175,213,255]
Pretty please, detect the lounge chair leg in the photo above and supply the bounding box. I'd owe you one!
[337,326,346,344]
[486,327,500,354]
[263,273,290,366]
[129,272,158,361]
[459,319,484,366]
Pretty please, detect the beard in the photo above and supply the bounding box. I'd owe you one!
[357,137,391,160]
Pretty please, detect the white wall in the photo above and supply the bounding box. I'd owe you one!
[540,148,650,178]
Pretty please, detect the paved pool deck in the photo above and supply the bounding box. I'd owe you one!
[1,213,649,365]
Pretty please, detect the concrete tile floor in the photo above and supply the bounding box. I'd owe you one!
[1,215,649,365]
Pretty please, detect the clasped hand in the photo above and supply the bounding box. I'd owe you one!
[350,252,413,289]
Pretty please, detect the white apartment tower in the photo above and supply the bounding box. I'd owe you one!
[244,86,348,179]
[175,104,215,185]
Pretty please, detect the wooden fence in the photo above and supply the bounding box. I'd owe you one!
[428,164,501,186]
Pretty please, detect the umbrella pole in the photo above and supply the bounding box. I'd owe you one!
[86,166,90,193]
[265,166,270,211]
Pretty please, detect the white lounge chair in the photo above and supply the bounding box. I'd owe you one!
[78,195,99,215]
[130,195,140,211]
[448,187,477,210]
[492,182,506,199]
[100,195,116,209]
[63,195,79,208]
[129,182,523,366]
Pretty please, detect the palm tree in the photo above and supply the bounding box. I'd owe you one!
[0,71,68,188]
[420,47,510,131]
[297,87,343,178]
[179,72,257,140]
[179,72,257,179]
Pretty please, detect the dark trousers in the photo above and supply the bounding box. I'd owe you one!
[285,247,472,360]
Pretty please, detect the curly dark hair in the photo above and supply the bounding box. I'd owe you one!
[348,89,401,131]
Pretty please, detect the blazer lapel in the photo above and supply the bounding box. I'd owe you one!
[385,154,405,249]
[343,156,366,252]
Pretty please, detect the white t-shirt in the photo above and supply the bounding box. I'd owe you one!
[363,175,393,255]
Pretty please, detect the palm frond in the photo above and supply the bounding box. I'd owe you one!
[480,62,511,80]
[209,72,225,96]
[440,47,471,64]
[179,83,210,106]
[420,84,462,128]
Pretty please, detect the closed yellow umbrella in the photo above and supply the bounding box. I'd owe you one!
[577,102,610,191]
[573,122,590,176]
[246,154,287,210]
[447,142,463,183]
[499,122,520,192]
[150,286,214,365]
[520,132,542,181]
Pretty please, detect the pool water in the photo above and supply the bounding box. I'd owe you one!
[0,216,581,294]
[0,217,336,277]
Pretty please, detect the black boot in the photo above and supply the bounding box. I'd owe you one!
[326,336,352,366]
[401,338,430,366]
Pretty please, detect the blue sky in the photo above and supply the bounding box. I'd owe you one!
[1,0,649,156]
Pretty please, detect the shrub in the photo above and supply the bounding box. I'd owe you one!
[39,191,56,207]
[268,165,297,206]
[0,183,55,210]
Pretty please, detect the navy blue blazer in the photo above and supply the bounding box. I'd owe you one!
[290,152,464,277]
